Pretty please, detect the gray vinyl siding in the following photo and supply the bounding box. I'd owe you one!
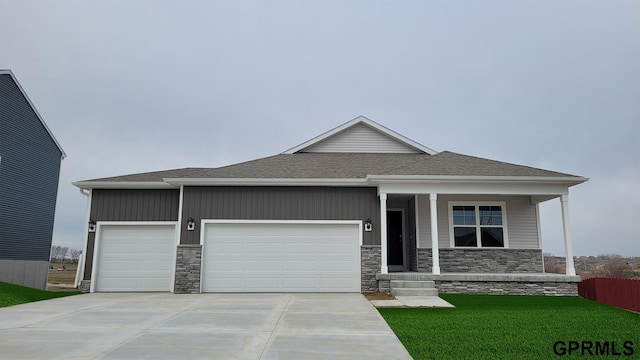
[181,186,380,245]
[417,195,540,249]
[0,73,63,262]
[83,189,179,279]
[89,189,179,221]
[302,123,421,153]
[417,195,431,248]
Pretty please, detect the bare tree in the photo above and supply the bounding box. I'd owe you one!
[49,245,69,266]
[70,249,82,263]
[596,256,635,279]
[544,253,565,274]
[50,245,62,262]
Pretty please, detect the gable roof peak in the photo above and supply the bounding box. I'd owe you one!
[0,69,66,158]
[282,116,437,155]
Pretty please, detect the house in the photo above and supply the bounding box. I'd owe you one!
[73,116,586,295]
[0,70,66,289]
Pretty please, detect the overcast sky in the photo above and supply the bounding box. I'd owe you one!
[1,1,638,257]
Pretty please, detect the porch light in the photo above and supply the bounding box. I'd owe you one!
[187,217,196,231]
[364,218,373,232]
[88,219,96,233]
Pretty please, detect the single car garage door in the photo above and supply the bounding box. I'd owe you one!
[93,223,177,292]
[201,221,361,292]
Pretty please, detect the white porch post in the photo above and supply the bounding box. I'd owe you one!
[560,194,576,276]
[430,193,440,274]
[380,193,388,274]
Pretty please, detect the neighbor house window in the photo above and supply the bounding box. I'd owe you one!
[450,203,507,248]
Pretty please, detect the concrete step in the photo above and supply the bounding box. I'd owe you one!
[390,280,435,288]
[391,288,439,297]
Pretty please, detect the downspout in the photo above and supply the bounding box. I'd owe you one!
[75,188,92,288]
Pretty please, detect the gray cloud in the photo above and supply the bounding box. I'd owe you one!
[2,0,638,256]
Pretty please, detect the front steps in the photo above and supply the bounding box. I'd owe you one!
[390,280,438,297]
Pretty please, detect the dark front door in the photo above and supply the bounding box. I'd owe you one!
[387,210,404,269]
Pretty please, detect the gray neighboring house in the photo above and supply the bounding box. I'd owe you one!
[0,70,66,289]
[74,116,587,295]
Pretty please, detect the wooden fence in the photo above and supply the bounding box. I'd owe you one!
[578,277,640,312]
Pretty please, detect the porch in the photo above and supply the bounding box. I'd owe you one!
[377,272,581,296]
[374,189,579,277]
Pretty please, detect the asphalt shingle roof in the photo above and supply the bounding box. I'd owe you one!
[81,151,578,183]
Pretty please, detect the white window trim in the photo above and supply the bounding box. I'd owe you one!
[448,201,509,248]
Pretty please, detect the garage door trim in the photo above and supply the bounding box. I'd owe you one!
[90,221,179,293]
[200,219,363,293]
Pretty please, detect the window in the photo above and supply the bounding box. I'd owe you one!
[450,203,507,248]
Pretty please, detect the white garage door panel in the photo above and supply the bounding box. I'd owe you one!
[202,222,360,292]
[95,225,176,292]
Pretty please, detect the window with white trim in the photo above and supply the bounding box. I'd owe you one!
[450,203,507,248]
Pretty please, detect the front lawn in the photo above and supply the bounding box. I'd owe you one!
[0,282,80,308]
[378,294,639,360]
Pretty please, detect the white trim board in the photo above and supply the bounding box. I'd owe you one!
[283,116,437,155]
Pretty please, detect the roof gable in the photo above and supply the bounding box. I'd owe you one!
[0,70,66,158]
[283,116,437,154]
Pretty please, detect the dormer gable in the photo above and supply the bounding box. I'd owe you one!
[283,116,437,154]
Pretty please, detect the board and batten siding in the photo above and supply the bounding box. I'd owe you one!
[302,123,421,153]
[417,194,540,249]
[0,73,63,262]
[83,189,180,279]
[181,186,380,246]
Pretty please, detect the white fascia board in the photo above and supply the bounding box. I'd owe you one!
[282,115,438,155]
[367,175,588,185]
[377,181,572,196]
[163,177,369,187]
[72,181,177,189]
[0,70,66,158]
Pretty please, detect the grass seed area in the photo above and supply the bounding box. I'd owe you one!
[0,282,80,308]
[378,294,640,360]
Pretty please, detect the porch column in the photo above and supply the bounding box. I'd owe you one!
[560,194,576,276]
[430,194,440,274]
[380,193,388,274]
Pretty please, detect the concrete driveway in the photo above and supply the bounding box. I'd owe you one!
[0,293,412,359]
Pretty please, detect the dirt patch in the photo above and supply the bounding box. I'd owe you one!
[364,292,396,301]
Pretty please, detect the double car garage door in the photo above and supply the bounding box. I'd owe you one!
[93,221,361,292]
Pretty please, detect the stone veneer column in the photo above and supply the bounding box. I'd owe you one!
[361,246,381,293]
[174,245,202,294]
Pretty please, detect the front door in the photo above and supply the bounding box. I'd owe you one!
[387,210,404,271]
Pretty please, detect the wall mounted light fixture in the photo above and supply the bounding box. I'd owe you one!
[187,217,196,231]
[88,219,96,233]
[364,218,372,232]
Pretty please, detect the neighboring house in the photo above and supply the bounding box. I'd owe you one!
[0,70,66,289]
[74,116,587,295]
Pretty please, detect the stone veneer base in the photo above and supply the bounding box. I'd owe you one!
[377,273,580,296]
[418,248,544,273]
[79,280,91,293]
[174,245,202,294]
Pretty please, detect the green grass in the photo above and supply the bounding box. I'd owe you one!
[378,294,640,360]
[0,282,80,308]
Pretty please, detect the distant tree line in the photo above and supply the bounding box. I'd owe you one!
[544,253,638,279]
[50,246,82,265]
